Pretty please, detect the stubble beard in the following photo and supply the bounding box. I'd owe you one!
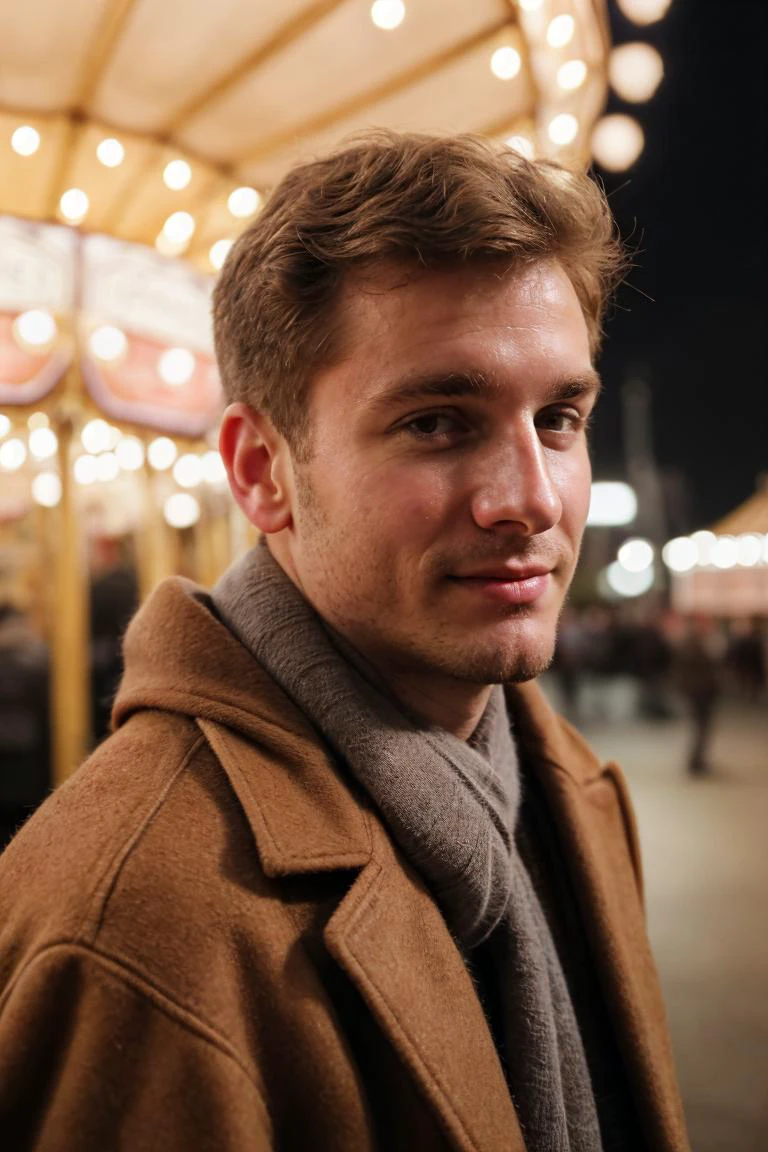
[293,465,563,688]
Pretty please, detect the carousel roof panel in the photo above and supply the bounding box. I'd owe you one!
[712,488,768,536]
[0,0,111,110]
[90,0,319,134]
[176,0,514,163]
[236,25,531,189]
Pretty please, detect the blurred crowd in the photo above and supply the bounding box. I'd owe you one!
[0,540,137,851]
[552,606,766,774]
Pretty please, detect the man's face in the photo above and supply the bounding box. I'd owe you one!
[284,259,598,689]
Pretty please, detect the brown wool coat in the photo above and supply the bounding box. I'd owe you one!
[0,579,690,1152]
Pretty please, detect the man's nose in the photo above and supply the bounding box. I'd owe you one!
[469,426,562,537]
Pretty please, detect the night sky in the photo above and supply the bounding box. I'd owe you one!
[592,0,768,530]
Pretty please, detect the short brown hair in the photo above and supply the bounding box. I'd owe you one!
[213,131,623,452]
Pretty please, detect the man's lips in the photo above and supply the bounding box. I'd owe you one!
[448,565,554,606]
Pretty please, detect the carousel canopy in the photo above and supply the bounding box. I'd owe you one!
[711,480,768,537]
[0,0,610,271]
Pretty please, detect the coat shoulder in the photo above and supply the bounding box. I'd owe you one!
[0,707,331,1064]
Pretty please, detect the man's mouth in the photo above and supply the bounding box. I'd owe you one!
[448,565,554,606]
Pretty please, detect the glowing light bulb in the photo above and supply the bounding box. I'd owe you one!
[711,536,739,569]
[74,455,98,485]
[546,14,575,48]
[609,42,664,102]
[59,188,89,223]
[737,534,763,567]
[32,471,62,507]
[89,325,128,362]
[29,427,58,460]
[591,114,644,171]
[164,492,200,528]
[605,561,655,597]
[115,436,145,471]
[163,159,192,191]
[11,126,40,156]
[557,59,588,91]
[81,419,114,455]
[548,113,579,146]
[370,0,406,30]
[0,438,26,471]
[209,239,233,270]
[97,138,125,167]
[662,537,697,573]
[617,537,654,572]
[490,47,522,81]
[616,0,673,26]
[148,437,177,471]
[158,347,196,387]
[173,453,203,489]
[162,211,195,245]
[227,187,261,218]
[13,310,57,349]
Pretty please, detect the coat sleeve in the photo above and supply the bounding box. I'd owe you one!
[0,942,273,1152]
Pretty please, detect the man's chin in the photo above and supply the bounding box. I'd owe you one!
[434,637,556,686]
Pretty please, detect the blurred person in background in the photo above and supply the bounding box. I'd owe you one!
[625,609,674,722]
[673,616,723,777]
[0,134,689,1152]
[88,535,139,745]
[725,617,766,701]
[0,601,50,851]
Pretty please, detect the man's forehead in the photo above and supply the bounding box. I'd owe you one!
[330,257,583,358]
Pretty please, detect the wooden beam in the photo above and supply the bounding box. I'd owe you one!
[72,0,140,111]
[51,396,91,785]
[45,117,80,221]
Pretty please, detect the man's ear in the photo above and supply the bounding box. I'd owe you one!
[219,403,294,534]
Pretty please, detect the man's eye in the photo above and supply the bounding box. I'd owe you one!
[402,412,462,438]
[537,408,585,434]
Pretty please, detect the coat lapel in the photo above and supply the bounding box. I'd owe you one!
[200,716,521,1152]
[507,683,690,1152]
[325,818,524,1152]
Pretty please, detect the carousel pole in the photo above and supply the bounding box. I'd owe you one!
[136,461,176,601]
[51,385,91,784]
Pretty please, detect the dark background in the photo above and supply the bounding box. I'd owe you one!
[592,0,768,529]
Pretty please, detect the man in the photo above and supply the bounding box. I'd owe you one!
[0,134,689,1151]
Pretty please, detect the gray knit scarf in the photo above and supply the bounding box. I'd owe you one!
[213,543,603,1152]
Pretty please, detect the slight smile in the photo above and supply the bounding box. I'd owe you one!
[449,566,553,606]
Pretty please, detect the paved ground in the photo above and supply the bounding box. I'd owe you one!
[542,679,768,1152]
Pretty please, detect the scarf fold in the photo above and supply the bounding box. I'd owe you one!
[213,543,603,1152]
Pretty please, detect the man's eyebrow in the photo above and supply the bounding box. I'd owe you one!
[370,368,603,410]
[370,370,497,409]
[544,371,603,403]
